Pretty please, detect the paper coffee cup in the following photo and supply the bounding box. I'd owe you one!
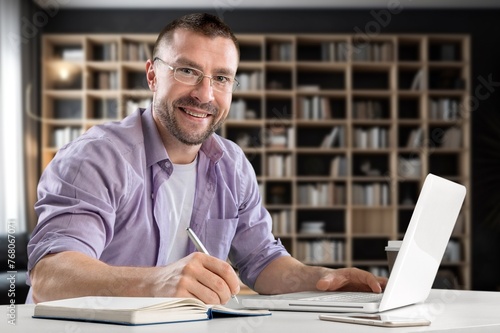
[385,240,402,275]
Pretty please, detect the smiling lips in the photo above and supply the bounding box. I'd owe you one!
[181,107,210,118]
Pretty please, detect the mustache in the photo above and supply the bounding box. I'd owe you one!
[174,96,218,116]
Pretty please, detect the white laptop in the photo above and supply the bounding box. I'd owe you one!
[242,174,466,313]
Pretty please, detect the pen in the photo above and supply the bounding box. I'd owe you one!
[186,227,239,304]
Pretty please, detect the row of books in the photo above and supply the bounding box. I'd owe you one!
[229,99,259,120]
[404,126,461,149]
[320,41,349,62]
[232,127,459,151]
[235,71,263,91]
[123,41,153,61]
[429,98,462,120]
[50,98,149,120]
[297,182,346,206]
[353,126,389,149]
[92,42,118,61]
[52,126,82,148]
[92,71,119,90]
[267,154,293,177]
[262,180,459,207]
[351,42,394,62]
[270,40,436,63]
[296,240,345,263]
[229,97,461,122]
[270,210,292,235]
[57,42,152,62]
[266,127,295,149]
[352,182,390,206]
[330,155,348,177]
[91,98,118,119]
[352,100,386,119]
[231,72,461,93]
[297,96,332,120]
[267,41,395,63]
[268,43,293,61]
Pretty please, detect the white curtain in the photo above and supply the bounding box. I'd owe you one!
[0,0,27,234]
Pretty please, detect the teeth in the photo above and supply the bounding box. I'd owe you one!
[184,109,208,118]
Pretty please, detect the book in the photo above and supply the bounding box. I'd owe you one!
[410,69,424,90]
[320,126,339,148]
[33,296,271,326]
[406,128,423,148]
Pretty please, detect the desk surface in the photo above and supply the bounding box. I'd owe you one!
[3,289,500,333]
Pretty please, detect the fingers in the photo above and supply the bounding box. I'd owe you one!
[377,275,388,290]
[366,275,383,293]
[362,272,388,293]
[178,253,240,304]
[316,268,386,293]
[316,273,347,291]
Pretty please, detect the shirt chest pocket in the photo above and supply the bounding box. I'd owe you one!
[204,218,238,260]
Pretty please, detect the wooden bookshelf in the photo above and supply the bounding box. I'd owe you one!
[41,33,471,289]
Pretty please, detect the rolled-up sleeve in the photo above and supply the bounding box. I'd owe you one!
[27,137,128,276]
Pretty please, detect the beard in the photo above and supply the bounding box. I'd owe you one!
[153,95,223,146]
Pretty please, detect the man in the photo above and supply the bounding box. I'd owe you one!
[27,13,386,305]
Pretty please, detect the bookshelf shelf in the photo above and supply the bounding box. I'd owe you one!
[41,33,471,289]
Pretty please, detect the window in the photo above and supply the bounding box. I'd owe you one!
[0,0,26,234]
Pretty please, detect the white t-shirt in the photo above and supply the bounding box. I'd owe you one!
[154,156,197,265]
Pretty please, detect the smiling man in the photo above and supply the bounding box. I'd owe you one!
[27,13,386,305]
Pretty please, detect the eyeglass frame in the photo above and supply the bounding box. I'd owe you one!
[153,57,239,93]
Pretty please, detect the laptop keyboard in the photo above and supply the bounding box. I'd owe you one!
[299,292,384,303]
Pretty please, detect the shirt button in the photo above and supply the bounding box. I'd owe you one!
[161,160,173,173]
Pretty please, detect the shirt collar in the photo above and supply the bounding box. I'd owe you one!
[200,134,225,163]
[142,105,168,167]
[141,105,225,166]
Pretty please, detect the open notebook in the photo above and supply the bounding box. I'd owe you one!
[33,296,270,325]
[243,173,466,313]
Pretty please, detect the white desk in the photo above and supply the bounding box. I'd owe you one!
[3,289,500,333]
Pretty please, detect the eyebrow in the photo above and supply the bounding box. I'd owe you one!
[174,56,236,77]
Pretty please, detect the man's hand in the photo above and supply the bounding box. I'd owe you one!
[254,256,387,295]
[31,251,240,304]
[152,252,240,304]
[316,267,387,293]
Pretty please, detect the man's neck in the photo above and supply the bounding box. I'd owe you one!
[165,142,200,164]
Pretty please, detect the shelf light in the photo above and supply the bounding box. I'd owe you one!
[59,67,70,81]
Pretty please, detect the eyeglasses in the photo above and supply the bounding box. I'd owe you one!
[154,57,239,93]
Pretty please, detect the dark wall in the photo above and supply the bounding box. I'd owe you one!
[36,7,500,291]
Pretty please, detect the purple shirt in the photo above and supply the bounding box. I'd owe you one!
[27,107,288,302]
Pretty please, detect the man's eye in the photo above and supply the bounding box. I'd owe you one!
[178,67,198,76]
[214,75,230,84]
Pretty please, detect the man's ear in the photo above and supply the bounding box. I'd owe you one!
[146,59,156,91]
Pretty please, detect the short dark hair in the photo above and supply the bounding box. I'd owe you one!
[153,13,239,59]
